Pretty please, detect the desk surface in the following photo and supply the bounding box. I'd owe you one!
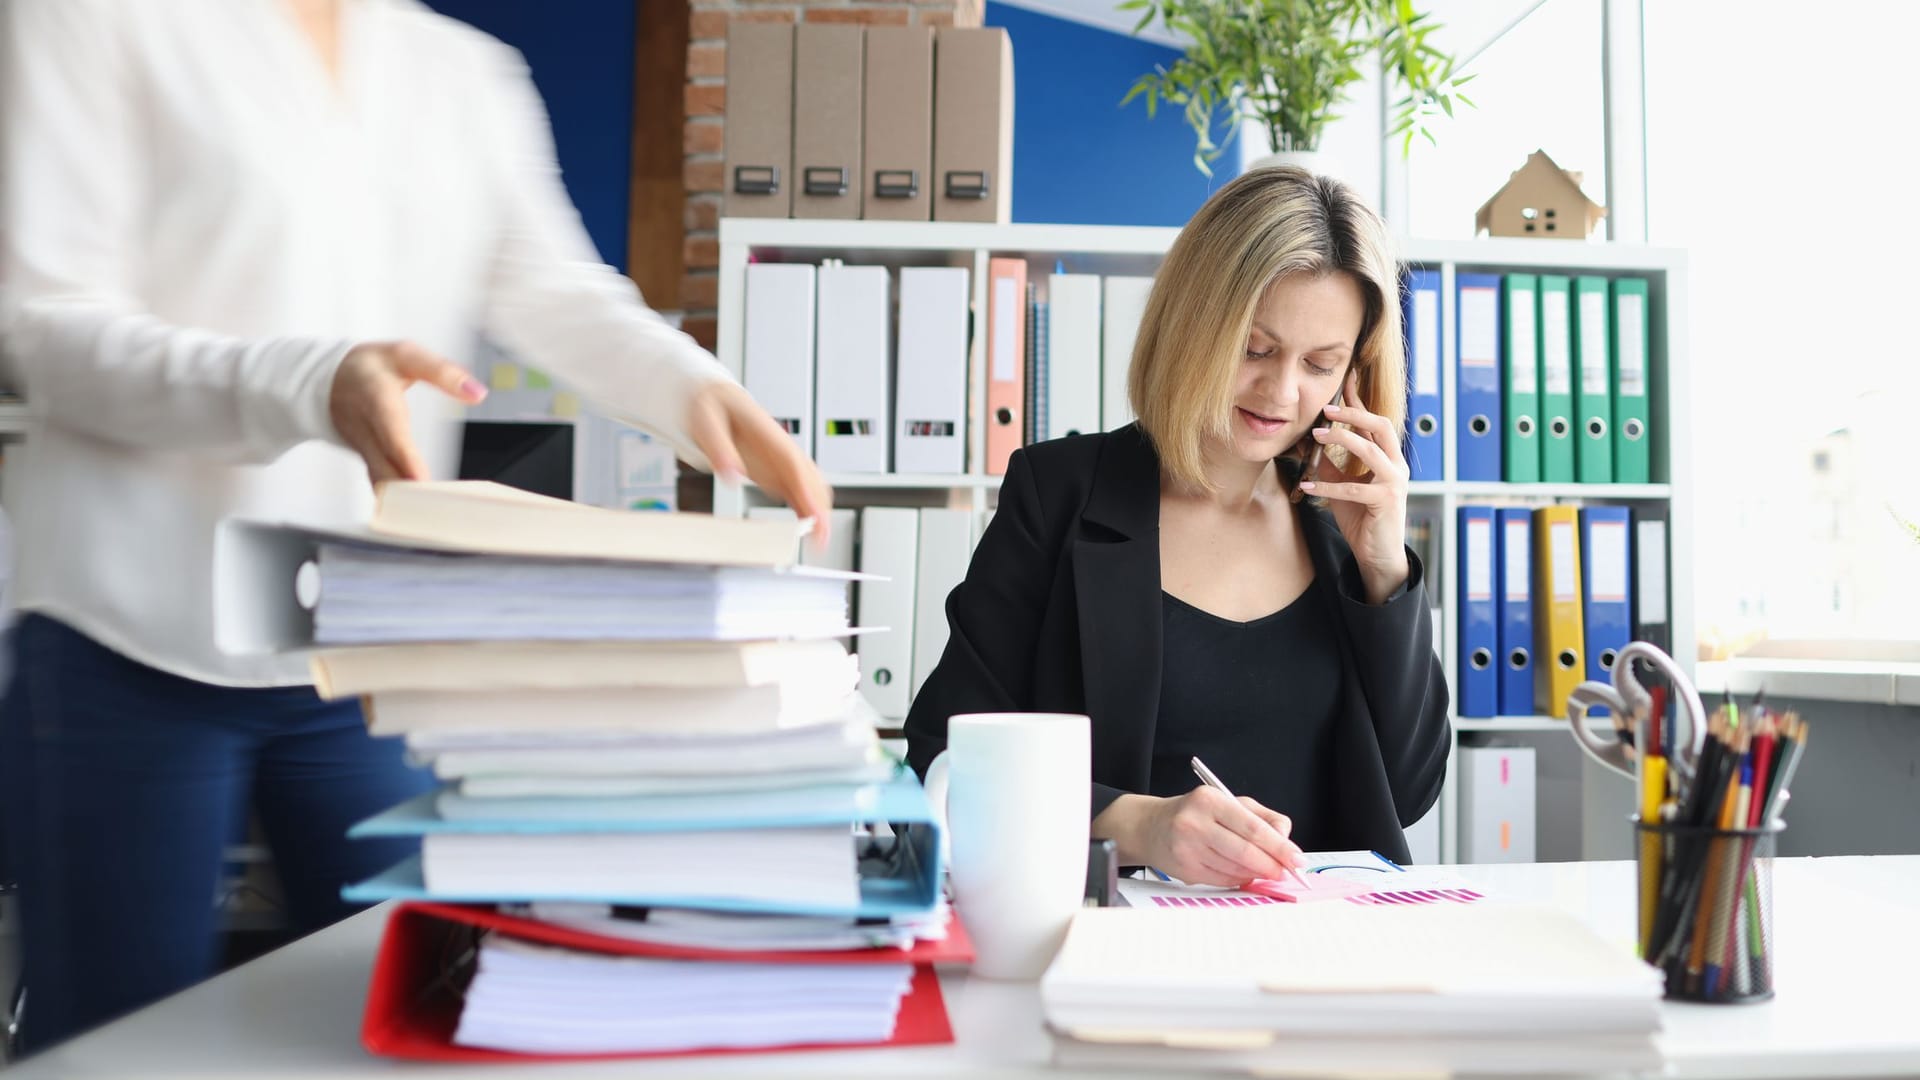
[13,857,1920,1079]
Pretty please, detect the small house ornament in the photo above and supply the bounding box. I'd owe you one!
[1475,149,1606,239]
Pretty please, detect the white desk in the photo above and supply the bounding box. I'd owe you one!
[12,858,1920,1079]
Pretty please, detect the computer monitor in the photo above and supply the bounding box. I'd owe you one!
[457,420,575,501]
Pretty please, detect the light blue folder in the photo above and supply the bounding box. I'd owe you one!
[340,770,945,919]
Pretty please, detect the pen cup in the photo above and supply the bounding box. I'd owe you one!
[1633,816,1783,1004]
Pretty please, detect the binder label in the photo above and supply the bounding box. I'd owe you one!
[1504,518,1530,602]
[1460,286,1498,369]
[1467,517,1494,602]
[1580,291,1609,396]
[993,277,1020,382]
[1543,298,1571,395]
[1589,520,1629,603]
[1509,291,1536,393]
[1413,290,1439,395]
[1617,292,1647,397]
[1550,521,1578,602]
[1637,520,1668,622]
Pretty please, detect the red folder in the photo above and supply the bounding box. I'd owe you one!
[362,901,971,1063]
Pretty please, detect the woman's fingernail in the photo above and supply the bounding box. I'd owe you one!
[1313,427,1331,439]
[460,378,486,399]
[1322,404,1341,413]
[1298,481,1316,491]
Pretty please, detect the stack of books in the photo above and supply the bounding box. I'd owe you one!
[1041,901,1664,1075]
[216,482,962,1062]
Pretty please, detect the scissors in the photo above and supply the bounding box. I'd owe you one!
[1566,641,1707,789]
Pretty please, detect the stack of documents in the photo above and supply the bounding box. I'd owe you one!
[454,938,913,1055]
[1041,902,1663,1075]
[359,902,969,1062]
[308,543,858,643]
[214,482,960,1061]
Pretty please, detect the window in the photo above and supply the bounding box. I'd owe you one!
[1403,0,1606,240]
[1646,2,1920,653]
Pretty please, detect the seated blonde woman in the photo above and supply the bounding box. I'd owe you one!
[906,166,1449,884]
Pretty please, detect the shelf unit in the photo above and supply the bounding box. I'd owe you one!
[714,218,1690,866]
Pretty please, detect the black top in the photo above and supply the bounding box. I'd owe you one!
[1151,586,1344,848]
[903,424,1450,864]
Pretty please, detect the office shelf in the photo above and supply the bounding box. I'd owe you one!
[714,220,1692,867]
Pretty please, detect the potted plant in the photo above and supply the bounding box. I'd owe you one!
[1121,0,1473,176]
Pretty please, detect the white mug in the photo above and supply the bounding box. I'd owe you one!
[922,712,1090,980]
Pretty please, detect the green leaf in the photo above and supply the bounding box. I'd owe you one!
[1123,0,1471,170]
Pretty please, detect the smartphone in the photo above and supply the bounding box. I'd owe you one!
[1302,387,1345,480]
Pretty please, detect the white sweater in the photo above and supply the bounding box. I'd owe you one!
[0,0,730,686]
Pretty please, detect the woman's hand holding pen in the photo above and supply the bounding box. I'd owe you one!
[1298,371,1411,604]
[1092,788,1306,888]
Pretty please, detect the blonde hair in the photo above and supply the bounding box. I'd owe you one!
[1128,166,1406,494]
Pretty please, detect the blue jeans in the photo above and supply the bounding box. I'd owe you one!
[0,615,435,1052]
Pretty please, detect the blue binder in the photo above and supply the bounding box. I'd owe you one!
[1495,507,1535,717]
[340,770,945,920]
[1579,506,1634,712]
[1455,273,1504,482]
[1403,268,1444,482]
[1456,505,1499,717]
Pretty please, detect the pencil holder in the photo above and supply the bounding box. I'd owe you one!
[1633,817,1783,1004]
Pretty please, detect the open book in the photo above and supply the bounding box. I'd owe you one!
[367,480,812,567]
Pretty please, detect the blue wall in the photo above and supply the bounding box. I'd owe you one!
[983,2,1222,227]
[423,2,1213,244]
[424,0,637,271]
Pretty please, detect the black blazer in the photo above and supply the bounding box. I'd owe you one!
[904,424,1450,864]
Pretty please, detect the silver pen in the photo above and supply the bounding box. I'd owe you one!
[1190,755,1309,888]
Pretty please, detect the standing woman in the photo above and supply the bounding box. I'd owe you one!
[907,166,1448,884]
[0,0,830,1051]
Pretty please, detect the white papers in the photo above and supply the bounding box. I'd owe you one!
[311,543,856,644]
[1045,907,1660,1030]
[422,827,860,910]
[421,716,883,779]
[1042,902,1662,1075]
[376,679,857,742]
[519,901,949,953]
[452,760,897,799]
[453,936,910,1055]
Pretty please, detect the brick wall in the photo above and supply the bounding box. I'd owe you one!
[679,0,983,354]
